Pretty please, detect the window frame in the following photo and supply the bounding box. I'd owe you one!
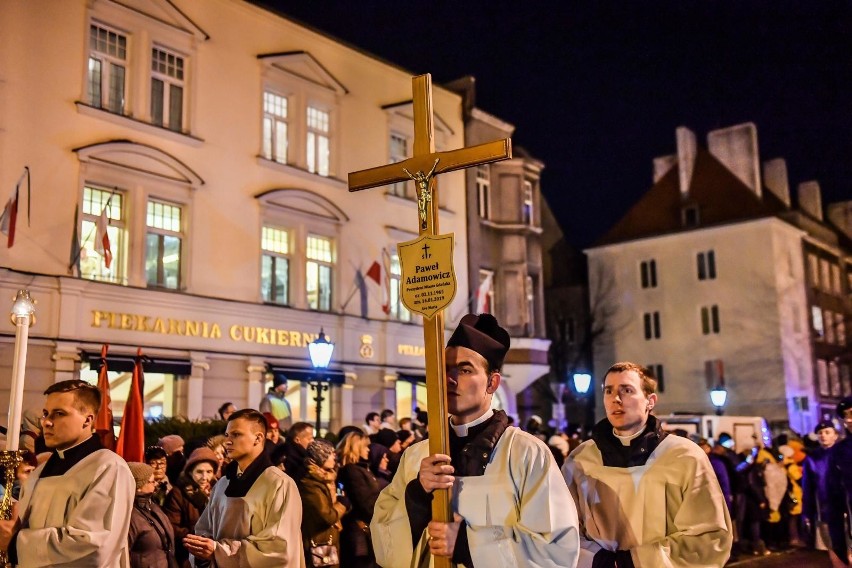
[262,90,290,164]
[145,198,184,290]
[260,225,291,305]
[389,253,412,322]
[388,132,410,198]
[79,186,128,285]
[697,250,717,280]
[643,311,661,340]
[640,259,657,289]
[87,22,129,114]
[305,233,335,311]
[476,165,491,219]
[150,45,187,132]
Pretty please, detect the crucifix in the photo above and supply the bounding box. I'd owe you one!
[349,74,511,564]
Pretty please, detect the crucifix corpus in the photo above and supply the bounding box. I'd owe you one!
[348,74,511,562]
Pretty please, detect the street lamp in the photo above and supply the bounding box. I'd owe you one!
[710,386,727,416]
[572,372,594,435]
[572,373,592,395]
[308,328,334,434]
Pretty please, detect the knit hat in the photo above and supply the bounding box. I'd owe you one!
[158,434,185,455]
[373,428,399,450]
[183,446,219,475]
[446,313,511,371]
[814,420,837,434]
[306,439,335,466]
[262,412,279,431]
[272,372,288,388]
[127,462,154,490]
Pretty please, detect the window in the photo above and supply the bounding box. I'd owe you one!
[820,259,831,292]
[647,364,665,392]
[389,133,409,197]
[817,359,829,396]
[808,254,820,287]
[697,250,716,280]
[145,199,182,289]
[262,91,288,164]
[831,264,842,295]
[841,364,851,397]
[643,311,661,340]
[80,186,126,284]
[812,306,825,340]
[306,106,330,176]
[88,24,127,114]
[150,47,185,131]
[825,310,836,344]
[682,205,699,227]
[640,259,657,288]
[522,181,534,225]
[306,235,334,310]
[261,226,289,304]
[390,253,411,322]
[525,275,536,334]
[829,362,841,397]
[837,313,846,346]
[476,165,491,219]
[476,269,494,314]
[701,305,721,334]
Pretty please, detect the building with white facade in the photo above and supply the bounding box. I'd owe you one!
[587,123,851,432]
[0,0,479,434]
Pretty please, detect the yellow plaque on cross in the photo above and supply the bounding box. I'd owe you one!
[397,233,457,320]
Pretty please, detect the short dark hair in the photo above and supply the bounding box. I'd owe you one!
[44,380,101,414]
[228,409,267,436]
[144,446,168,462]
[380,409,394,421]
[217,402,234,420]
[288,421,313,441]
[602,362,657,397]
[366,412,379,424]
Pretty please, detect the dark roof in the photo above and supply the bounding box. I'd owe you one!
[596,149,789,246]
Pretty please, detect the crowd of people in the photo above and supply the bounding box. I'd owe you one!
[0,312,849,568]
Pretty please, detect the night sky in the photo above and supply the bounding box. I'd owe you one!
[257,1,852,247]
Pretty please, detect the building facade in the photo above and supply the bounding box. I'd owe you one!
[0,0,476,433]
[587,123,851,433]
[448,77,550,421]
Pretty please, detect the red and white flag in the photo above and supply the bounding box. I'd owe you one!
[365,251,391,315]
[0,186,19,248]
[475,272,493,313]
[94,206,112,268]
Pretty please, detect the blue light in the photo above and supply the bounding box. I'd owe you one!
[573,373,592,394]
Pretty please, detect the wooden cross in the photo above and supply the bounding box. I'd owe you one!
[348,74,511,558]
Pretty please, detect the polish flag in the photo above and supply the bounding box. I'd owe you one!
[365,253,391,315]
[475,272,493,313]
[0,186,18,248]
[94,206,112,268]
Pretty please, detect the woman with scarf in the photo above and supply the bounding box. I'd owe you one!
[300,439,350,568]
[162,447,218,567]
[337,431,381,567]
[127,462,178,568]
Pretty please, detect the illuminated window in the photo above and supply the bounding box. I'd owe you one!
[80,187,126,284]
[262,91,288,163]
[389,133,409,197]
[145,200,182,289]
[150,47,185,131]
[812,306,825,340]
[306,106,330,176]
[88,24,127,114]
[390,253,411,322]
[261,226,289,304]
[306,235,334,310]
[396,379,427,419]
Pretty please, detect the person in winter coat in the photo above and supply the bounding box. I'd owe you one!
[803,421,840,555]
[162,447,218,567]
[127,462,178,568]
[300,439,350,568]
[337,431,381,568]
[145,445,172,506]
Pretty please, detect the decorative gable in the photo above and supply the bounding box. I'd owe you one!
[74,140,204,187]
[93,0,208,40]
[257,51,348,95]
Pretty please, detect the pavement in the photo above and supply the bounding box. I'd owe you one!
[727,547,833,567]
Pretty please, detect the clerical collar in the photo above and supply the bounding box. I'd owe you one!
[56,435,94,459]
[613,425,646,446]
[450,409,494,437]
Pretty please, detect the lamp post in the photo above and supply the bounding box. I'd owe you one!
[572,372,593,434]
[308,328,334,435]
[710,386,728,416]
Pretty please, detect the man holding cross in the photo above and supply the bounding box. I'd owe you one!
[371,313,580,567]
